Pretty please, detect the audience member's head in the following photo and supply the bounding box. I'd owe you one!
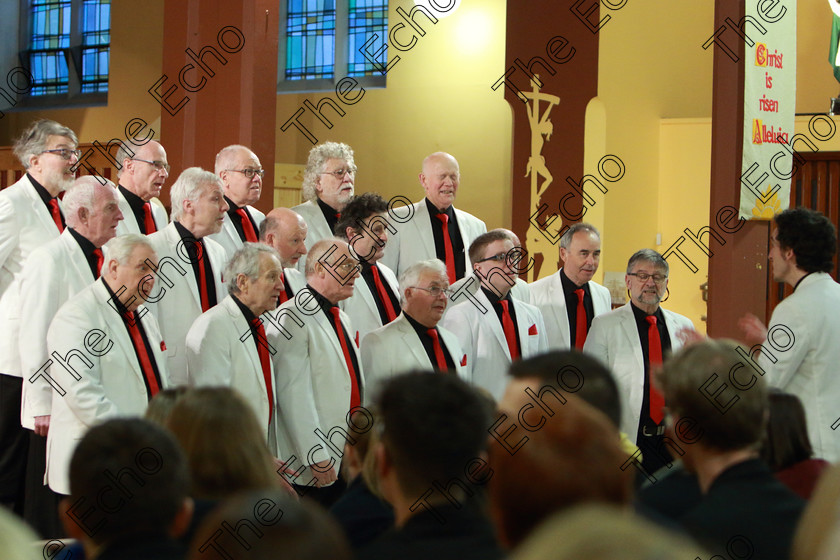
[259,207,308,268]
[399,259,450,327]
[772,207,836,281]
[374,373,491,524]
[145,386,190,426]
[61,418,192,549]
[335,192,390,264]
[0,505,39,560]
[304,238,359,303]
[490,364,633,548]
[340,407,379,487]
[189,490,351,560]
[116,139,170,200]
[166,387,278,500]
[302,142,355,210]
[512,504,705,560]
[793,463,840,560]
[760,389,816,471]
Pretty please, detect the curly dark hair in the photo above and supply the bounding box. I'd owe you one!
[774,207,837,273]
[334,192,389,238]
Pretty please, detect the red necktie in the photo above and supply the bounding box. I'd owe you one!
[251,318,274,423]
[646,315,665,424]
[236,208,258,242]
[436,213,456,283]
[329,307,361,410]
[92,248,103,279]
[48,199,64,232]
[142,203,157,234]
[574,288,587,349]
[195,240,210,312]
[125,311,160,397]
[426,328,449,371]
[370,265,397,323]
[499,300,520,360]
[277,271,289,306]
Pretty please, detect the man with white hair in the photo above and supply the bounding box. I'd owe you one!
[45,234,171,496]
[147,167,228,382]
[185,243,284,446]
[361,259,469,391]
[259,207,308,303]
[114,139,169,235]
[292,142,356,271]
[268,238,363,505]
[209,145,267,259]
[17,175,122,536]
[0,119,78,517]
[381,151,486,281]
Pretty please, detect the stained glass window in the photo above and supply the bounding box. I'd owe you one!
[347,0,388,77]
[80,0,110,93]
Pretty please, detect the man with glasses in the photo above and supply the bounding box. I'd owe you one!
[209,144,267,259]
[441,231,547,400]
[584,249,696,475]
[293,142,357,272]
[114,140,170,235]
[361,259,469,392]
[381,151,486,281]
[268,238,364,506]
[0,119,78,520]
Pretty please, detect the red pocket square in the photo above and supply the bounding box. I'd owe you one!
[528,324,538,336]
[460,355,467,367]
[355,331,360,348]
[160,340,167,351]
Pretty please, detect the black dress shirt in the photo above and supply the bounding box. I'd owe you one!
[404,312,456,371]
[67,227,100,279]
[119,185,151,234]
[174,221,218,308]
[360,261,402,324]
[317,197,341,235]
[28,173,65,229]
[426,198,465,280]
[560,267,594,344]
[224,195,259,242]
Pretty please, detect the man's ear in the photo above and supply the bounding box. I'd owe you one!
[168,497,194,539]
[558,246,568,264]
[59,497,88,541]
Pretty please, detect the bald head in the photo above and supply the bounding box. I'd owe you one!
[305,238,359,304]
[260,207,308,268]
[420,152,460,211]
[117,140,169,201]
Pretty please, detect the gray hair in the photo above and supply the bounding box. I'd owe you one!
[301,142,355,202]
[114,141,137,178]
[104,234,154,266]
[214,144,253,175]
[225,242,281,295]
[398,259,447,305]
[305,237,350,278]
[169,167,223,222]
[626,248,669,275]
[13,119,78,168]
[560,223,600,250]
[63,176,117,228]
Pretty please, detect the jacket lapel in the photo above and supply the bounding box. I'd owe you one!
[618,303,645,373]
[477,290,511,359]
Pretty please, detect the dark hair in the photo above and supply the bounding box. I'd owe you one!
[189,490,351,560]
[509,351,621,429]
[468,230,512,266]
[376,372,491,497]
[68,418,189,544]
[760,389,814,470]
[774,207,837,273]
[334,192,388,238]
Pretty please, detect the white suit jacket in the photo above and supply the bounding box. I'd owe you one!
[380,199,487,279]
[147,222,227,383]
[0,175,63,377]
[340,263,400,344]
[361,313,470,396]
[440,289,548,400]
[583,302,694,440]
[759,272,840,462]
[266,290,364,480]
[529,269,612,350]
[19,229,98,428]
[208,205,266,261]
[46,279,170,494]
[114,190,168,236]
[185,294,276,446]
[283,267,306,296]
[292,199,333,272]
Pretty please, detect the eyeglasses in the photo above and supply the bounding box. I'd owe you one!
[627,272,667,284]
[131,158,171,173]
[333,261,360,273]
[41,148,81,160]
[476,252,508,264]
[321,167,356,179]
[226,168,265,179]
[411,285,454,298]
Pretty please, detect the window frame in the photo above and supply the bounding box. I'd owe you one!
[277,0,387,94]
[16,0,108,108]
